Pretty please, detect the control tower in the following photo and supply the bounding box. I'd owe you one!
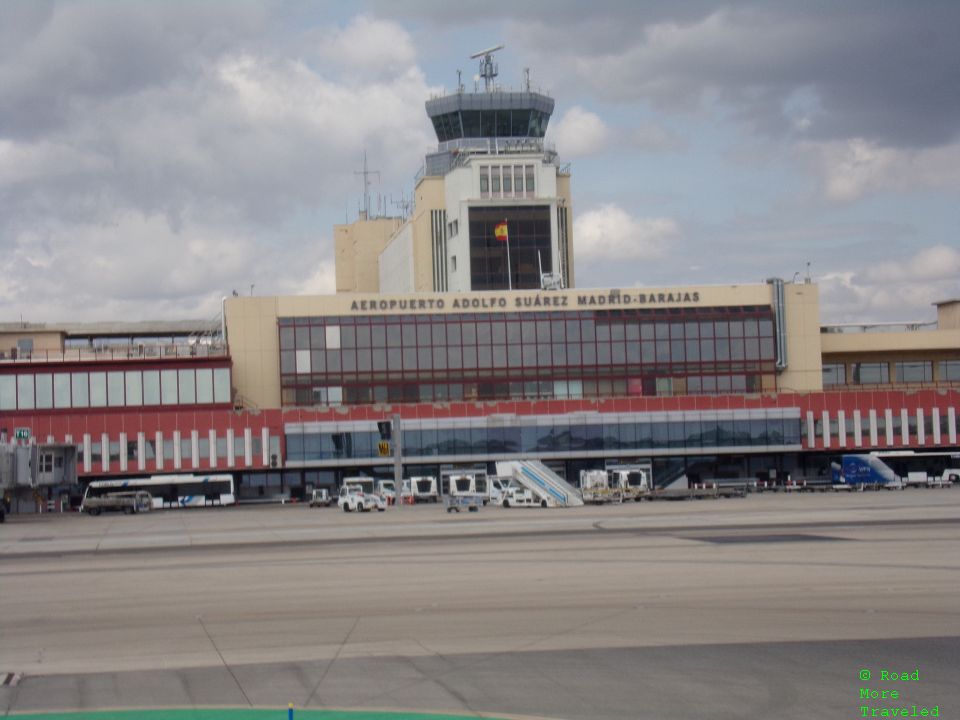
[335,46,574,295]
[423,45,556,177]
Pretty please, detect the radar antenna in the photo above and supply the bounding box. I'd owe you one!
[469,44,505,92]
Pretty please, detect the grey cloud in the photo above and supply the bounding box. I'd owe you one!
[0,0,269,139]
[380,1,960,150]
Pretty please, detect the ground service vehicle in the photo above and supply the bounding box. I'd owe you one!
[308,488,333,507]
[338,480,386,512]
[580,469,614,503]
[609,467,651,500]
[832,455,902,490]
[409,476,438,503]
[496,460,584,507]
[83,474,236,508]
[441,469,491,503]
[444,494,481,513]
[500,485,549,508]
[488,476,509,505]
[376,480,397,504]
[82,490,153,516]
[904,469,957,488]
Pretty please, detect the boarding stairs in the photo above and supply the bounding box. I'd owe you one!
[496,460,584,507]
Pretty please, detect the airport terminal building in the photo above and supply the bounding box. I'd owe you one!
[2,54,959,508]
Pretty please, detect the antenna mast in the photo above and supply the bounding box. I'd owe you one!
[354,150,381,219]
[470,44,505,92]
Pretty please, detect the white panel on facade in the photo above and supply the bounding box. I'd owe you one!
[173,430,182,470]
[138,432,146,471]
[244,427,253,467]
[379,222,415,293]
[821,410,831,448]
[949,408,957,444]
[884,409,894,445]
[155,431,163,471]
[932,408,941,445]
[191,430,200,469]
[916,409,925,445]
[262,427,270,466]
[900,409,909,445]
[119,432,128,472]
[101,432,109,473]
[65,434,73,444]
[83,433,92,473]
[227,428,236,467]
[806,411,815,448]
[870,409,878,446]
[853,409,863,447]
[209,429,217,469]
[837,410,846,448]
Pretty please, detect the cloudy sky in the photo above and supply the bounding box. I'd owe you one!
[1,1,958,324]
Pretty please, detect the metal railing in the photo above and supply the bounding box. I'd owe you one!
[0,344,229,364]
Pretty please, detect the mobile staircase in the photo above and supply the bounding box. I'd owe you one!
[496,460,584,507]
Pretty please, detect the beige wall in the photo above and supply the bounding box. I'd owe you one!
[778,282,823,392]
[0,330,65,356]
[411,176,445,291]
[224,296,282,409]
[821,328,960,355]
[556,173,574,288]
[334,216,404,293]
[936,300,960,330]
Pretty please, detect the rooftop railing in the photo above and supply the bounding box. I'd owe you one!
[0,343,229,364]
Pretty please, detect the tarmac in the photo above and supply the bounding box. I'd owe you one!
[1,491,959,720]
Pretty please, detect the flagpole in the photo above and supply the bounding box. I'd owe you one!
[504,219,512,291]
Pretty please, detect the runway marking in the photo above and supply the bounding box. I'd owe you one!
[196,616,252,708]
[2,671,22,686]
[303,615,361,709]
[691,533,848,544]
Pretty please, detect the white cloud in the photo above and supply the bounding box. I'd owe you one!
[0,211,257,321]
[549,106,610,158]
[574,204,680,262]
[0,10,437,321]
[309,15,417,81]
[807,138,960,203]
[818,245,960,323]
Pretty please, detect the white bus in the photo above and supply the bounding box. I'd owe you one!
[82,474,236,509]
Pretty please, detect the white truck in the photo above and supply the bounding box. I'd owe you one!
[608,467,651,501]
[409,476,439,503]
[376,479,398,505]
[580,469,614,504]
[488,476,510,505]
[308,488,333,507]
[441,469,490,504]
[500,485,549,508]
[338,478,386,512]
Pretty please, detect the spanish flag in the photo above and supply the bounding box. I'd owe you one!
[494,221,508,242]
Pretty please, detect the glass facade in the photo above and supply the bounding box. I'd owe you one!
[469,206,551,290]
[278,306,777,407]
[895,361,933,383]
[0,366,231,411]
[285,410,801,465]
[430,108,550,142]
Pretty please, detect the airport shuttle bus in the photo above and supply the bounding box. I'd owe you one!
[82,474,237,509]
